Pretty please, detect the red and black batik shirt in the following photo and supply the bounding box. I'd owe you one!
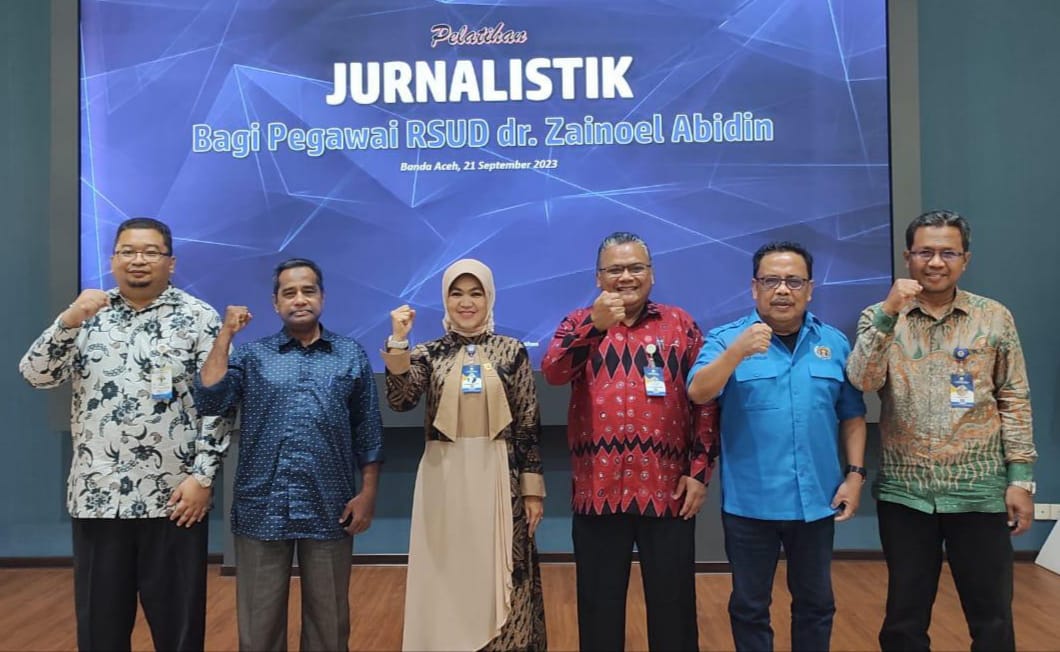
[542,301,718,517]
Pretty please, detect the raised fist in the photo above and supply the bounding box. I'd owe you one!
[222,306,253,335]
[390,304,416,340]
[733,322,773,358]
[61,289,111,328]
[882,279,923,316]
[590,291,626,331]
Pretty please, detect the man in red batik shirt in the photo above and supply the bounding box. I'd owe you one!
[542,231,718,652]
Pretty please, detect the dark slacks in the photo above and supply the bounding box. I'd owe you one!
[722,511,836,652]
[72,517,208,652]
[877,500,1015,652]
[234,535,353,652]
[572,513,698,652]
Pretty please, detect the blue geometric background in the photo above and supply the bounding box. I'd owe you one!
[80,0,891,369]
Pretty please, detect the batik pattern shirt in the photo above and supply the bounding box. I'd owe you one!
[19,286,231,518]
[846,289,1035,513]
[542,301,718,517]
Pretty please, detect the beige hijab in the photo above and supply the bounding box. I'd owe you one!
[433,259,512,440]
[441,258,495,336]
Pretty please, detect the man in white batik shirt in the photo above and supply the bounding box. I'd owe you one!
[19,217,230,652]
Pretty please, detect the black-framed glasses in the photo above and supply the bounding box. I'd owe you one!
[908,249,965,262]
[113,248,170,263]
[755,275,809,291]
[598,263,652,279]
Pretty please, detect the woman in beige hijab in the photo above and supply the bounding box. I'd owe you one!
[383,259,547,651]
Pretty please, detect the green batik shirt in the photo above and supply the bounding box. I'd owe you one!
[846,289,1035,514]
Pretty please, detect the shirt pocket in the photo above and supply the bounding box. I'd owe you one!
[326,372,357,399]
[808,360,844,407]
[962,344,995,381]
[733,360,780,410]
[138,332,196,384]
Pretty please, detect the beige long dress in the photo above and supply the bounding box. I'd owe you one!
[384,334,547,651]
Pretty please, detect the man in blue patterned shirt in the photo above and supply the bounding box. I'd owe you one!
[194,258,383,652]
[19,217,231,651]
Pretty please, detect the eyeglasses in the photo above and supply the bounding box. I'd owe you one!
[755,276,809,291]
[113,249,170,262]
[598,263,651,279]
[909,249,965,262]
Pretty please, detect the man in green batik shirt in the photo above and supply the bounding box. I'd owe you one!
[847,210,1036,652]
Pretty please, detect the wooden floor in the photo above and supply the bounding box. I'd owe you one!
[1,561,1058,651]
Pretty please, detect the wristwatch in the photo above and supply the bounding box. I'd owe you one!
[1009,480,1036,495]
[193,473,213,488]
[386,336,410,350]
[844,464,867,481]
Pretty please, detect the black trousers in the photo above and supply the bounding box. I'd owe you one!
[72,518,208,652]
[877,500,1015,652]
[572,513,698,652]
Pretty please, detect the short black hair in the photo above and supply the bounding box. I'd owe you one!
[752,241,814,279]
[905,209,971,251]
[273,258,324,295]
[114,217,173,255]
[596,231,651,269]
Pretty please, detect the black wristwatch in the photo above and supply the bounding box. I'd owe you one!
[844,464,867,481]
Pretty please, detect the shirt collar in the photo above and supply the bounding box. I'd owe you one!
[628,300,661,326]
[905,288,971,319]
[276,324,334,353]
[952,288,972,314]
[747,308,820,335]
[107,285,181,312]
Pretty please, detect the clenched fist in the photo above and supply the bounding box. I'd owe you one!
[61,289,110,328]
[390,304,416,340]
[222,306,253,335]
[732,322,773,358]
[881,279,923,316]
[591,291,626,331]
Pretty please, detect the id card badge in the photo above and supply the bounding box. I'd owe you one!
[643,366,667,397]
[461,364,483,393]
[950,373,974,408]
[151,364,173,401]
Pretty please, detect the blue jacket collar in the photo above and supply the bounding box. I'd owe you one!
[746,309,821,336]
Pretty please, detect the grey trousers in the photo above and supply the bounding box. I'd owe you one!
[234,535,353,652]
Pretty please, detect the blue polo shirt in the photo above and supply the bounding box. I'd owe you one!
[688,310,865,521]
